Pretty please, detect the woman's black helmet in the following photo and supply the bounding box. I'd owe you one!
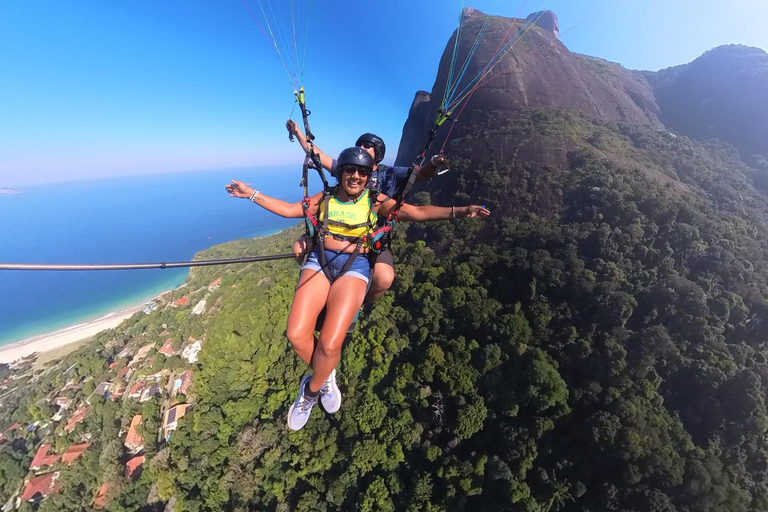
[334,147,374,181]
[355,133,386,163]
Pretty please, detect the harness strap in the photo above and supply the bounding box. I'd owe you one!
[373,124,441,252]
[313,187,377,281]
[325,218,372,230]
[296,87,330,198]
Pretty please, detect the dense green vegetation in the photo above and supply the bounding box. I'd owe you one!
[154,109,768,511]
[4,108,768,511]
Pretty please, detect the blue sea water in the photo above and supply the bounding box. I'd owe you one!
[0,168,310,345]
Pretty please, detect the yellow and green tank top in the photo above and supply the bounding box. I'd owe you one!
[319,188,378,242]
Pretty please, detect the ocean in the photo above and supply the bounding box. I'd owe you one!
[0,168,311,345]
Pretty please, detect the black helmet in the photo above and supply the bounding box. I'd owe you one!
[355,133,386,163]
[334,147,374,181]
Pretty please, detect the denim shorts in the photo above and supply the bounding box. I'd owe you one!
[302,248,370,284]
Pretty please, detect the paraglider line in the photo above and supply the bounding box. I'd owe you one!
[0,252,304,272]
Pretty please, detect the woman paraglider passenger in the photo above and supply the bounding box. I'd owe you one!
[226,147,489,430]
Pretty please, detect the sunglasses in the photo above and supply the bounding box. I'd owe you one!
[359,141,376,150]
[340,165,372,177]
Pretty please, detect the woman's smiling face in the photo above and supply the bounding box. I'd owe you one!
[340,165,370,196]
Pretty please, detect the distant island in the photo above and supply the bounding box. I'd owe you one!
[0,187,20,196]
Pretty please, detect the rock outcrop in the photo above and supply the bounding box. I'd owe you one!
[395,10,660,166]
[643,44,768,160]
[527,10,559,38]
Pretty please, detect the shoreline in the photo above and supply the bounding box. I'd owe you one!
[0,290,175,365]
[0,224,291,366]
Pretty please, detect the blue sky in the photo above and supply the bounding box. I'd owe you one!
[0,0,766,186]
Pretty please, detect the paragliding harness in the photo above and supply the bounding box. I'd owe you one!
[314,188,378,283]
[291,88,376,283]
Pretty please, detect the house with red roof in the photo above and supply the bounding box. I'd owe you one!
[128,380,146,399]
[64,405,88,433]
[30,444,59,470]
[108,361,119,370]
[173,296,188,307]
[94,482,110,509]
[126,455,145,480]
[159,337,175,357]
[124,415,144,454]
[208,277,222,290]
[20,472,61,503]
[62,442,89,465]
[117,366,132,382]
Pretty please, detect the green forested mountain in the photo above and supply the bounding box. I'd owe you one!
[138,109,768,512]
[4,109,768,511]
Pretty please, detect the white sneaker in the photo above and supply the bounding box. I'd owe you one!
[287,375,318,431]
[320,369,342,414]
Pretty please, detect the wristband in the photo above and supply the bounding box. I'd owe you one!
[450,206,455,219]
[250,190,261,203]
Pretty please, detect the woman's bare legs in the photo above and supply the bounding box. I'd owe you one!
[286,269,329,365]
[309,275,367,392]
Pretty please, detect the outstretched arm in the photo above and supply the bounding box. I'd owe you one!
[286,120,334,171]
[397,203,490,222]
[374,194,490,221]
[226,179,320,218]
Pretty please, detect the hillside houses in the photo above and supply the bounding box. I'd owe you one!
[61,443,89,465]
[109,382,125,401]
[158,338,175,357]
[126,455,145,480]
[124,415,144,454]
[19,472,61,505]
[88,381,112,403]
[129,343,155,366]
[172,370,193,396]
[29,442,89,472]
[172,296,188,307]
[191,299,207,315]
[1,315,201,508]
[127,374,164,402]
[162,403,191,440]
[208,276,222,291]
[30,444,58,471]
[182,339,202,363]
[51,397,71,421]
[117,366,133,382]
[63,405,88,433]
[93,483,110,509]
[53,397,71,409]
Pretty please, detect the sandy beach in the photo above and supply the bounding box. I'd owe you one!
[0,306,144,364]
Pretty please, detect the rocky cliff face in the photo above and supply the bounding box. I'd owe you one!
[643,45,768,160]
[395,10,661,166]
